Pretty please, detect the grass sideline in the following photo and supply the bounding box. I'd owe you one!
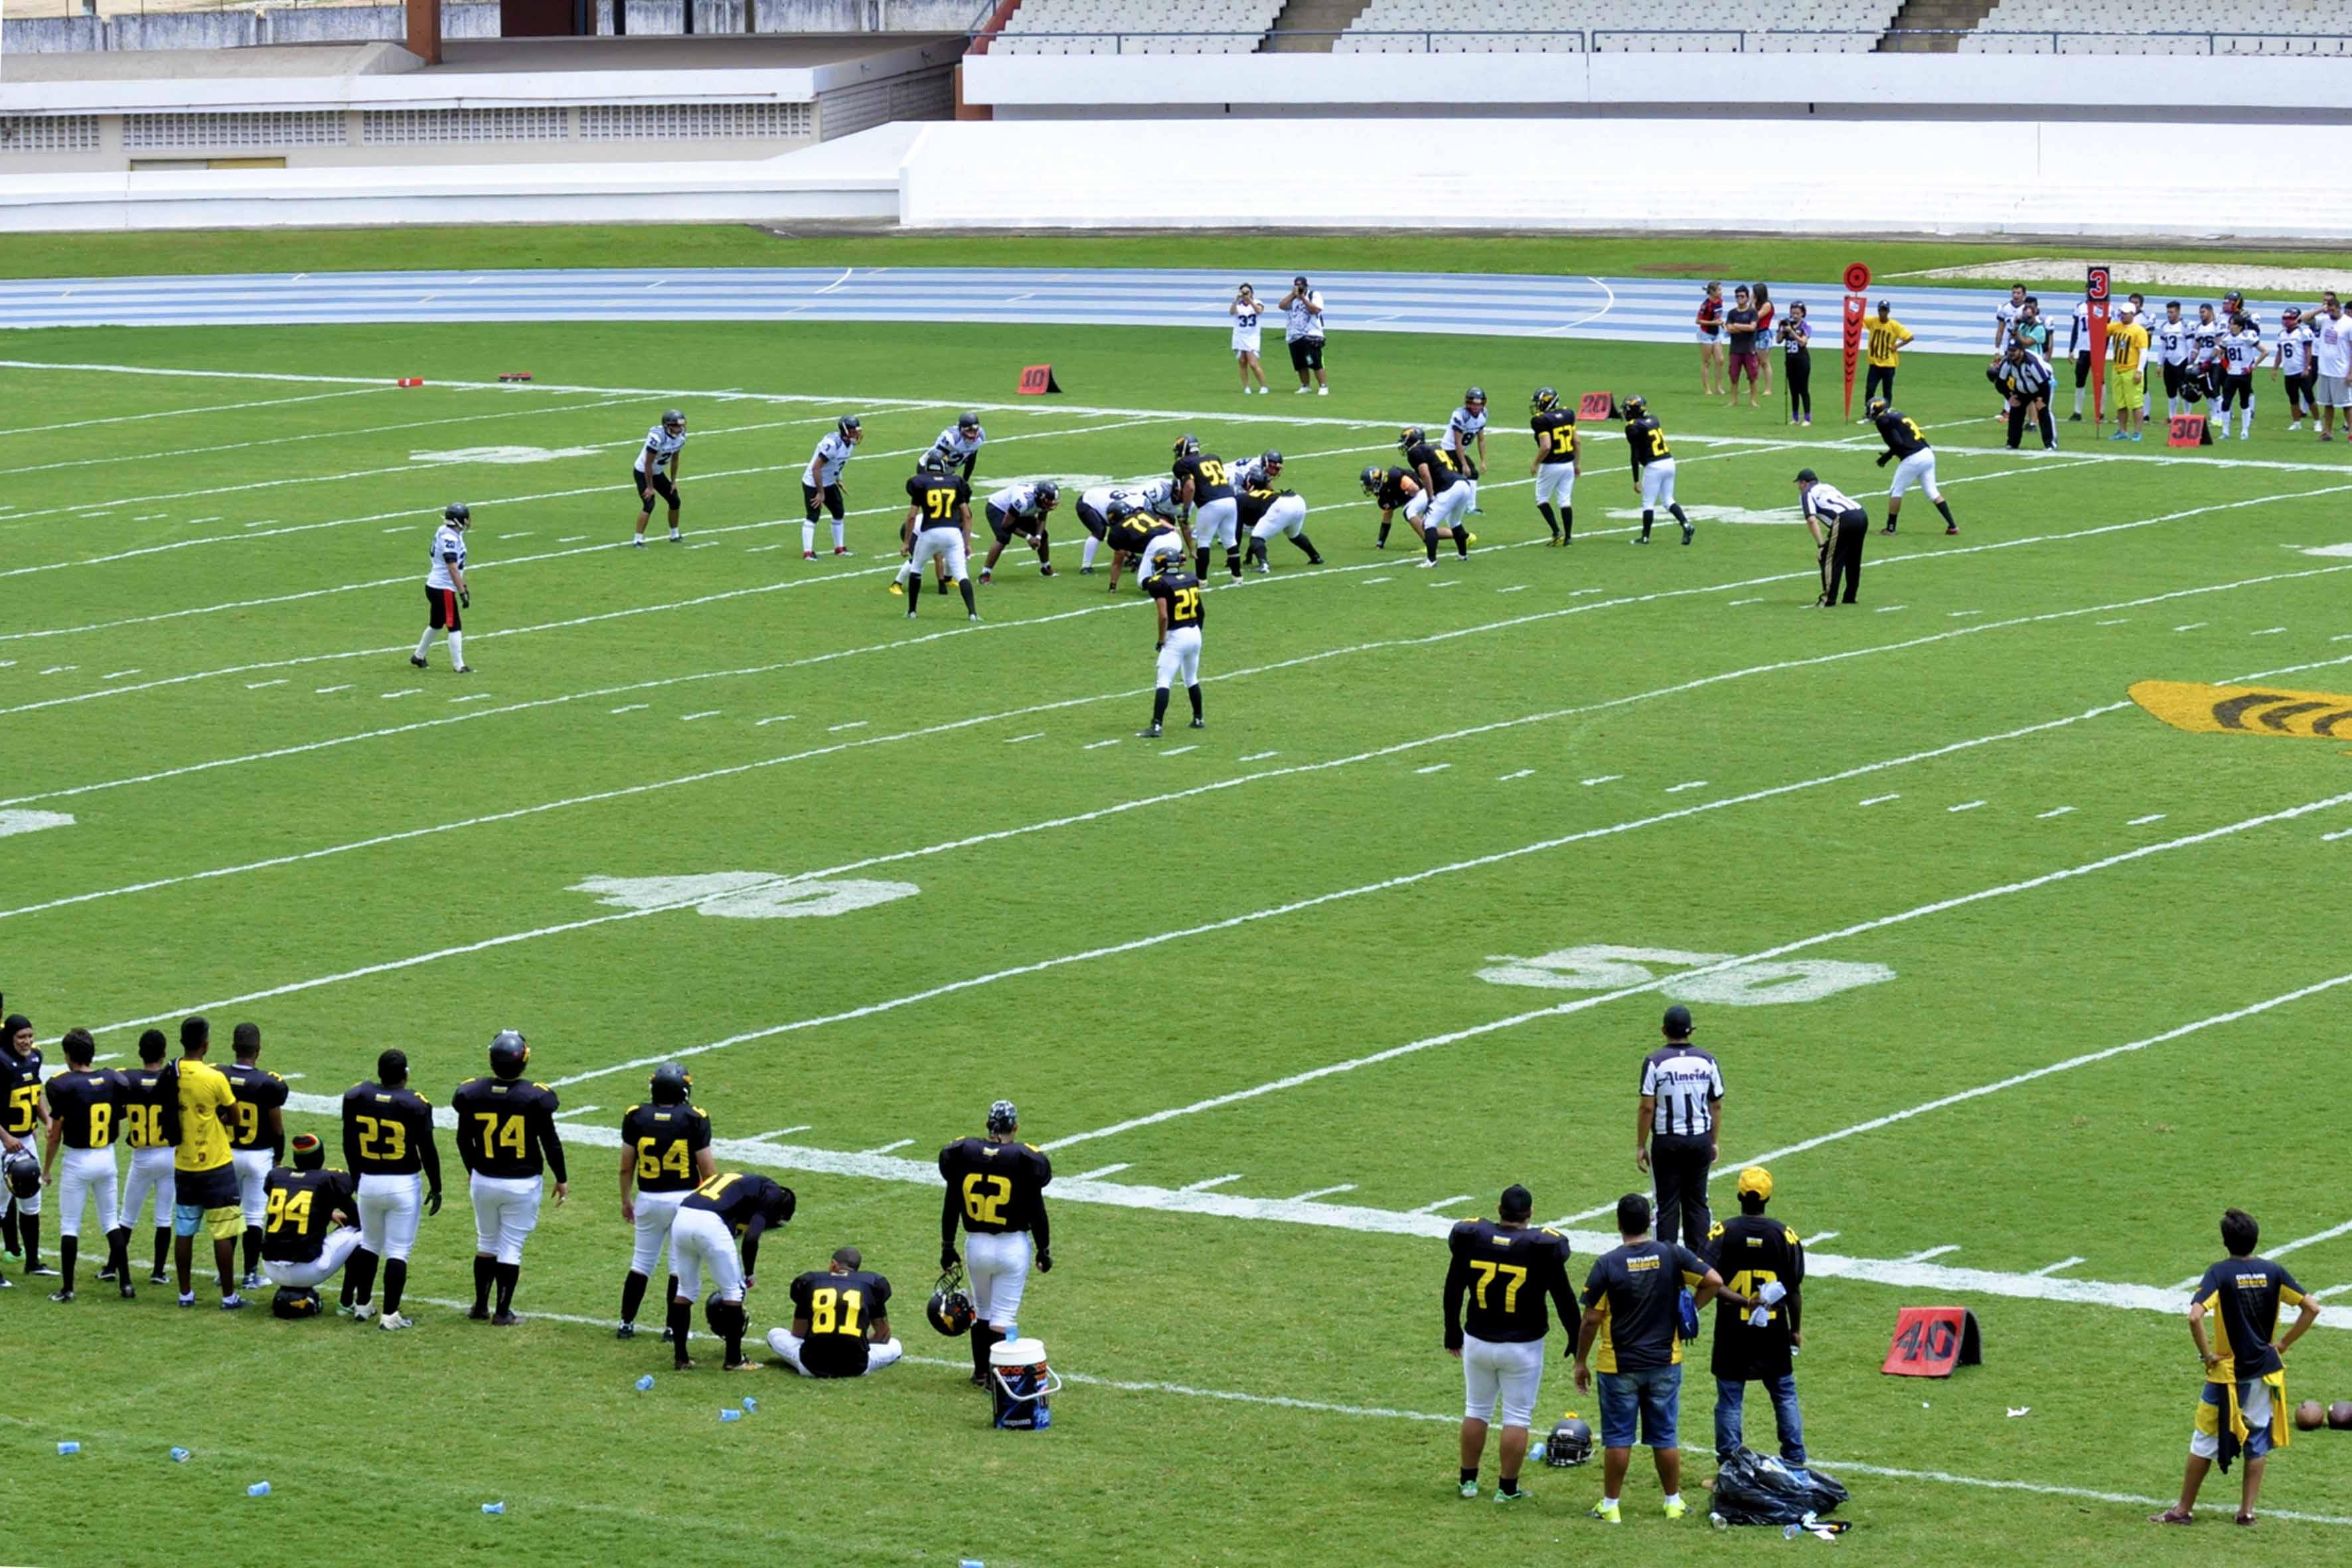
[5,309,2352,1567]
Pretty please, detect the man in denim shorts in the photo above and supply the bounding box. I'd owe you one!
[1573,1192,1747,1525]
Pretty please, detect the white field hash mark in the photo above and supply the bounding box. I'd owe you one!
[2038,805,2077,819]
[1413,763,1450,775]
[1499,769,1534,782]
[1861,794,1899,806]
[1949,801,1987,813]
[2128,813,2167,826]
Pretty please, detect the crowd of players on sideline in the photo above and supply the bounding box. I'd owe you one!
[0,1005,1052,1391]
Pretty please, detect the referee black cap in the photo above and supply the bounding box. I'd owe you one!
[1662,1004,1693,1038]
[1794,468,1818,485]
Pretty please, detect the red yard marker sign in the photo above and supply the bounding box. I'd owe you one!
[1577,390,1616,421]
[1881,1306,1983,1378]
[1018,364,1062,396]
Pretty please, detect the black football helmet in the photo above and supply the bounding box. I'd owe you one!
[1398,426,1426,452]
[661,408,685,435]
[1260,449,1283,474]
[1620,396,1647,420]
[1531,386,1560,413]
[489,1029,527,1078]
[1360,464,1386,495]
[1172,433,1200,459]
[1463,386,1486,407]
[649,1061,690,1105]
[3,1148,37,1200]
[443,502,471,528]
[927,1265,976,1337]
[704,1291,745,1338]
[957,411,981,435]
[919,450,951,476]
[1033,480,1060,505]
[1865,397,1890,419]
[272,1286,323,1320]
[986,1099,1019,1135]
[1543,1414,1595,1467]
[838,415,863,440]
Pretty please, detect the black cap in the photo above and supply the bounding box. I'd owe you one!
[1662,1004,1694,1038]
[1794,468,1818,484]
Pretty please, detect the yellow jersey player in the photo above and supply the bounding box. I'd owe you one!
[1140,558,1206,738]
[167,1016,247,1310]
[939,1099,1054,1389]
[1528,387,1580,544]
[1621,397,1692,546]
[1,1010,52,1282]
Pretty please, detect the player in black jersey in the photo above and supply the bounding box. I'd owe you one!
[1401,428,1475,565]
[617,1061,716,1340]
[110,1028,179,1287]
[40,1029,131,1302]
[940,1099,1054,1389]
[769,1245,903,1377]
[1444,1185,1579,1502]
[1140,561,1206,738]
[452,1030,568,1325]
[1867,398,1959,536]
[221,1022,288,1291]
[1705,1167,1810,1474]
[894,453,977,607]
[668,1171,794,1371]
[341,1050,442,1331]
[262,1133,362,1312]
[1363,463,1424,550]
[1172,435,1241,580]
[3,1012,52,1281]
[1621,396,1694,546]
[1529,387,1581,544]
[1238,484,1322,573]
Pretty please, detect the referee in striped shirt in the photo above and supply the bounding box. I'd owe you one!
[1636,1005,1723,1252]
[1992,339,2058,451]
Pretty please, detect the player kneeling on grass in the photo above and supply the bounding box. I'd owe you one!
[896,454,980,623]
[259,1133,362,1320]
[980,480,1060,584]
[1140,554,1206,738]
[801,416,862,559]
[412,503,473,674]
[632,408,687,546]
[668,1172,793,1372]
[767,1245,903,1378]
[1240,483,1322,574]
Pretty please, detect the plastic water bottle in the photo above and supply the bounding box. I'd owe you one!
[742,1396,758,1414]
[1709,1512,1728,1530]
[248,1482,272,1498]
[720,1407,743,1422]
[56,1442,80,1456]
[959,1560,986,1567]
[1783,1522,1803,1540]
[1033,1403,1052,1431]
[169,1448,191,1464]
[1528,1440,1547,1464]
[634,1374,655,1392]
[482,1502,505,1516]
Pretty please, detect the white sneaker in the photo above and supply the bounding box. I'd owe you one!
[351,1302,377,1322]
[2289,420,2304,431]
[1316,386,1328,396]
[1414,558,1438,569]
[1294,386,1310,394]
[378,1311,414,1332]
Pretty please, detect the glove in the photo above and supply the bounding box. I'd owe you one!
[458,589,470,609]
[425,1188,443,1218]
[1036,1249,1053,1274]
[941,1245,960,1272]
[1875,451,1892,467]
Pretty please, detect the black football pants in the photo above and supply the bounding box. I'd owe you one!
[1651,1134,1716,1251]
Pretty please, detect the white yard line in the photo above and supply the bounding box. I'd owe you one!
[1897,1245,1962,1263]
[2030,1257,2086,1276]
[0,384,390,438]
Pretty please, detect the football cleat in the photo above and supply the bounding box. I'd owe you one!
[409,655,428,669]
[888,580,903,595]
[493,1310,522,1327]
[378,1311,413,1331]
[803,550,819,560]
[1494,1488,1529,1506]
[1138,723,1163,738]
[351,1302,377,1322]
[1589,1500,1620,1525]
[1459,1481,1480,1499]
[1188,717,1205,729]
[616,1322,637,1340]
[49,1289,74,1303]
[467,1304,491,1322]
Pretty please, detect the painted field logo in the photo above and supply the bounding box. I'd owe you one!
[2129,680,2352,742]
[1476,943,1893,1006]
[572,874,916,920]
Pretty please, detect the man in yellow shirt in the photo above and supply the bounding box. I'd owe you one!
[169,1016,248,1310]
[1863,301,1912,412]
[2106,304,2152,442]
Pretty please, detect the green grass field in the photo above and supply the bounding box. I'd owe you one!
[7,238,2352,1567]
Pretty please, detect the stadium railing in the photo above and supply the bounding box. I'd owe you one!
[970,27,2352,54]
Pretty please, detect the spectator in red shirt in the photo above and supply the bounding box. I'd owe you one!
[1695,281,1725,397]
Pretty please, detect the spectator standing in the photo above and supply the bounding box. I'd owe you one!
[166,1016,247,1311]
[1863,301,1911,412]
[1751,285,1776,401]
[1707,1167,1808,1478]
[1722,286,1760,409]
[1780,302,1813,426]
[2151,1208,2320,1528]
[2308,293,2350,442]
[1229,283,1272,396]
[1636,1004,1722,1253]
[1695,282,1725,396]
[1279,276,1328,396]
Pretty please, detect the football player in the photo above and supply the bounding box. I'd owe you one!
[1444,1185,1577,1502]
[617,1062,714,1341]
[1399,427,1474,568]
[928,412,986,481]
[939,1100,1054,1389]
[340,1048,442,1331]
[1,1012,51,1281]
[631,408,688,547]
[667,1171,795,1372]
[1529,386,1581,544]
[895,451,980,619]
[1171,434,1241,580]
[1073,482,1140,576]
[220,1022,287,1291]
[1103,483,1188,592]
[979,479,1060,584]
[1233,449,1284,492]
[39,1029,129,1302]
[801,415,862,560]
[1362,461,1427,550]
[1444,386,1489,512]
[260,1133,362,1311]
[451,1030,568,1326]
[767,1244,903,1378]
[411,502,473,674]
[1140,552,1206,738]
[111,1028,177,1288]
[1620,396,1693,546]
[2217,311,2266,440]
[1239,483,1322,574]
[1867,399,1959,536]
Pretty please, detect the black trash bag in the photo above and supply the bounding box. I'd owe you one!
[1710,1447,1848,1526]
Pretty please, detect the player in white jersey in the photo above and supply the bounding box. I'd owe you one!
[2217,315,2266,439]
[1234,450,1284,492]
[1993,285,2028,414]
[928,412,986,480]
[1444,387,1489,514]
[979,481,1060,584]
[801,416,862,560]
[1074,483,1137,576]
[2067,297,2094,419]
[411,503,473,674]
[1229,284,1273,394]
[2274,307,2317,431]
[2189,305,2225,408]
[631,409,688,547]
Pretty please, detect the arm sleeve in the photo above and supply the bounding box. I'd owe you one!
[1032,1190,1051,1255]
[536,1101,568,1186]
[417,1107,442,1192]
[740,1214,769,1277]
[454,1104,481,1174]
[1442,1255,1470,1350]
[340,1102,359,1174]
[941,1172,961,1253]
[1547,1240,1580,1330]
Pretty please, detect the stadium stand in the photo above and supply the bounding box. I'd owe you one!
[1334,0,1901,52]
[1963,0,2352,52]
[992,0,1285,52]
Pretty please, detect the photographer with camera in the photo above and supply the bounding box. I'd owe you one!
[1279,275,1328,396]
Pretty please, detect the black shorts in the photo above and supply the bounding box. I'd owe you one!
[2220,372,2252,406]
[633,467,679,510]
[984,503,1032,546]
[175,1163,239,1212]
[1075,501,1109,540]
[2161,361,2185,397]
[2286,369,2318,405]
[1287,337,1324,373]
[426,583,462,632]
[801,481,844,520]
